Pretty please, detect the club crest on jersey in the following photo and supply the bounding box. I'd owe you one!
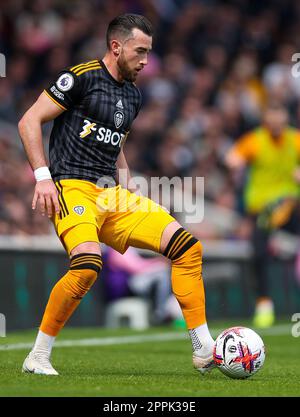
[73,205,85,215]
[114,111,124,129]
[56,73,74,92]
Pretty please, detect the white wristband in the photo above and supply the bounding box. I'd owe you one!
[34,166,52,182]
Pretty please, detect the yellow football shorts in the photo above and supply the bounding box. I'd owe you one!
[53,179,176,255]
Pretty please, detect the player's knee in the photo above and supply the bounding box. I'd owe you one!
[183,240,202,260]
[170,239,203,300]
[163,227,202,262]
[172,240,202,271]
[69,269,99,298]
[65,253,103,299]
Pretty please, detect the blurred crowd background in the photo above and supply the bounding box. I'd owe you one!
[1,0,300,239]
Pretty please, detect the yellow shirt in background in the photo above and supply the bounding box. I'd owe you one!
[231,126,300,214]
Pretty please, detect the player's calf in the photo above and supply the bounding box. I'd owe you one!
[40,253,102,336]
[163,227,215,374]
[22,253,102,375]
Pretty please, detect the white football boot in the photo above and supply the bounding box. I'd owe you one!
[193,347,216,375]
[22,351,59,375]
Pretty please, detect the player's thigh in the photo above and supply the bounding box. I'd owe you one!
[99,190,180,254]
[126,209,181,254]
[71,241,101,257]
[61,223,101,257]
[52,179,103,256]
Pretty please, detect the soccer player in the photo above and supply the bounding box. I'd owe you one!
[18,14,215,375]
[225,104,300,328]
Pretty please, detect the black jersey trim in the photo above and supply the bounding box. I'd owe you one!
[43,90,67,111]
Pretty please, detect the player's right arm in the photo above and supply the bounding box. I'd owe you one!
[18,92,65,217]
[293,131,300,183]
[225,131,257,170]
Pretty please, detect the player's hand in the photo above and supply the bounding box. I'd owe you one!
[293,167,300,183]
[32,179,60,217]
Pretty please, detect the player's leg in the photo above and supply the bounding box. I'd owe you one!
[253,199,298,328]
[100,191,215,374]
[128,215,215,374]
[251,221,275,328]
[38,235,102,338]
[23,180,104,375]
[23,224,102,375]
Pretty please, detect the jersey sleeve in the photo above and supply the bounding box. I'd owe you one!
[44,70,83,110]
[294,131,300,160]
[230,131,258,162]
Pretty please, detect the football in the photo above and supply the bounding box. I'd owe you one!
[213,326,265,379]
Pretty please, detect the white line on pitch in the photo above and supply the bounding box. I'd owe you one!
[0,324,292,352]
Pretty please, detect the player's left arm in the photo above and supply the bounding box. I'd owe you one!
[116,149,170,213]
[116,88,169,211]
[116,149,141,195]
[293,131,300,183]
[115,85,144,194]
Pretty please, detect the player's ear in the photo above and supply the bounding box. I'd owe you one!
[111,40,121,57]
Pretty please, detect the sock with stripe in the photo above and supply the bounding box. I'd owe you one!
[163,228,214,348]
[39,253,102,342]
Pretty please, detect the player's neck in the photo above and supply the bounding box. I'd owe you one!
[102,55,124,84]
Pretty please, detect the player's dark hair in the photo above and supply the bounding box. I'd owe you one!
[106,14,153,49]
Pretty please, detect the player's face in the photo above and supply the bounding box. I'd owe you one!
[263,108,288,137]
[117,28,152,82]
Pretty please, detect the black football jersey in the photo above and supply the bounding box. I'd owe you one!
[44,59,142,184]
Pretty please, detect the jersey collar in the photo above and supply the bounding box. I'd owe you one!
[100,59,125,87]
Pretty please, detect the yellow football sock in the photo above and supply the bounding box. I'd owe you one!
[40,253,102,336]
[164,228,206,329]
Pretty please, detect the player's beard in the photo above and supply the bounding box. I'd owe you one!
[117,52,137,82]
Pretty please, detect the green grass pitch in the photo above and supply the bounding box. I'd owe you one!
[0,319,299,397]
